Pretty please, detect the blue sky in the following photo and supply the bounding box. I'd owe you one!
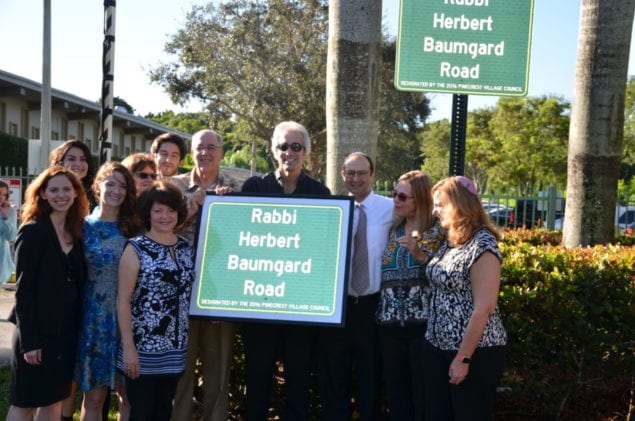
[0,1,633,121]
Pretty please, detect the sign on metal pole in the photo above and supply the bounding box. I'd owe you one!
[395,0,535,96]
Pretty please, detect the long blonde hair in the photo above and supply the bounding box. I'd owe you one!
[432,176,499,245]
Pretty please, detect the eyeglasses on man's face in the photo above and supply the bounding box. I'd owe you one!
[392,190,413,202]
[135,171,158,180]
[344,170,370,178]
[276,142,304,152]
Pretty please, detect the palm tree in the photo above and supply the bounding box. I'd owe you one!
[325,0,382,194]
[563,0,635,246]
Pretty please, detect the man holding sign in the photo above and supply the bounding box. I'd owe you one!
[241,121,330,421]
[170,129,242,421]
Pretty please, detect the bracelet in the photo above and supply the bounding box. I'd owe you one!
[456,354,472,364]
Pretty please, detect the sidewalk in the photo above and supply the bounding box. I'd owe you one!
[0,283,15,367]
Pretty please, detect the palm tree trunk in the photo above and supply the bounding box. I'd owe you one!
[563,0,635,246]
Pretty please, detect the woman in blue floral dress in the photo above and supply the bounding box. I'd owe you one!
[76,162,138,421]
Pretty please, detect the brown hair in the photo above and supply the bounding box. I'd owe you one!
[121,153,157,175]
[150,133,188,160]
[21,166,89,241]
[137,181,188,232]
[432,176,499,245]
[393,170,435,232]
[93,162,139,237]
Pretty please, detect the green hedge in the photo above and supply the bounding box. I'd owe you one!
[223,229,635,420]
[495,229,634,419]
[0,133,27,169]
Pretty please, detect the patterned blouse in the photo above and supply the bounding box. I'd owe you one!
[116,235,194,376]
[376,219,444,326]
[425,228,507,350]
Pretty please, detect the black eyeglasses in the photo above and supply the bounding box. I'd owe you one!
[276,143,304,152]
[392,190,413,202]
[135,171,158,180]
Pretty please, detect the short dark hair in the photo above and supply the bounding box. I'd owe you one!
[150,133,188,160]
[137,181,188,231]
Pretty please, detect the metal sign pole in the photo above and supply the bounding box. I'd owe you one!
[99,0,116,165]
[449,94,468,176]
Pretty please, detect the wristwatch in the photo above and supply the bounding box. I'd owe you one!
[456,354,471,364]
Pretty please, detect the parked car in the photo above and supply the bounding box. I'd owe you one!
[488,208,514,228]
[547,205,634,234]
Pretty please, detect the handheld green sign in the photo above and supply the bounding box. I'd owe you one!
[189,194,354,326]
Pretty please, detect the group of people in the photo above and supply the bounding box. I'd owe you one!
[4,119,507,421]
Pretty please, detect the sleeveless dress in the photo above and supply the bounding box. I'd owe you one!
[75,213,126,390]
[116,235,194,376]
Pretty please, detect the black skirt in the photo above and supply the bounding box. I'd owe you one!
[10,328,77,407]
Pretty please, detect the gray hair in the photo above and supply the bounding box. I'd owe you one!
[271,121,311,157]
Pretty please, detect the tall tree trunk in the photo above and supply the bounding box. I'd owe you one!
[563,0,635,246]
[325,1,382,194]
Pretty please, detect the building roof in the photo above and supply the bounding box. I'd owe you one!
[0,68,190,140]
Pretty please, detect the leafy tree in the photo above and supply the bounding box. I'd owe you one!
[375,42,430,184]
[622,75,635,172]
[488,96,569,195]
[114,97,135,114]
[149,0,430,180]
[420,119,451,183]
[144,110,208,135]
[150,0,329,176]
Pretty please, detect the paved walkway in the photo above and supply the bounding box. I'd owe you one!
[0,284,15,367]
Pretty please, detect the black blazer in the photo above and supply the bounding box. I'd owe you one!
[9,216,87,353]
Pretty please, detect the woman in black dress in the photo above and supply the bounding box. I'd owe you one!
[6,166,89,421]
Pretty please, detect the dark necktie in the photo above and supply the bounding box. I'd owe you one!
[351,204,369,295]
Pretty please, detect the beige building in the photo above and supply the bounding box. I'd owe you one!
[0,68,190,160]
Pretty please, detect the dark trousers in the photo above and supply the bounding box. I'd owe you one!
[244,323,313,421]
[378,323,426,421]
[125,375,179,421]
[422,340,506,421]
[318,294,381,421]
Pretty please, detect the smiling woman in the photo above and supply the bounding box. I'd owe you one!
[6,166,89,421]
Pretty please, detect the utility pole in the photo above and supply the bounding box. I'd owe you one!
[39,0,52,171]
[99,0,116,164]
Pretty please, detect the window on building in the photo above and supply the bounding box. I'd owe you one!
[78,122,85,141]
[61,118,68,139]
[31,127,40,139]
[113,144,119,158]
[21,108,29,138]
[0,102,6,132]
[51,131,59,140]
[8,122,18,136]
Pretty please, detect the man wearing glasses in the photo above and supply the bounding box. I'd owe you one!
[318,152,393,421]
[241,121,331,420]
[170,129,242,421]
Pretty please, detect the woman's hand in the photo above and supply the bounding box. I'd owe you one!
[23,349,42,365]
[123,345,140,379]
[448,357,469,385]
[0,201,10,220]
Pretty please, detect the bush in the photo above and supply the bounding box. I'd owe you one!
[0,133,27,169]
[496,230,635,419]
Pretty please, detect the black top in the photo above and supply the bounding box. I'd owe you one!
[9,216,87,352]
[241,170,331,195]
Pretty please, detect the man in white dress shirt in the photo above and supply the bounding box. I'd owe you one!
[318,152,394,421]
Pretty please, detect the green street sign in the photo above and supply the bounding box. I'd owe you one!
[395,0,535,96]
[189,195,353,326]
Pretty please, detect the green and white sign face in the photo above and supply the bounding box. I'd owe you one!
[395,0,534,96]
[189,195,353,326]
